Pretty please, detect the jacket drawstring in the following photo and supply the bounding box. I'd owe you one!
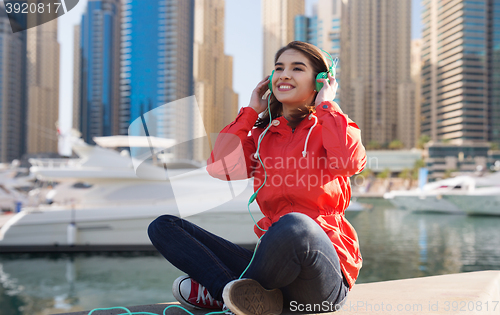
[302,114,318,157]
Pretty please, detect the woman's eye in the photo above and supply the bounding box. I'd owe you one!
[274,67,304,71]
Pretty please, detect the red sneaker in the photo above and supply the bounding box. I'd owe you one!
[172,275,224,310]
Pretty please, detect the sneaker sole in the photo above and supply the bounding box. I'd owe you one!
[172,275,201,310]
[222,279,283,315]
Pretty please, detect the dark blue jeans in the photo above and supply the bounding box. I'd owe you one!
[148,212,349,312]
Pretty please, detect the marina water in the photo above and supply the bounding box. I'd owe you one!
[1,199,500,315]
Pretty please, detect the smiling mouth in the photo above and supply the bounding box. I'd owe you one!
[277,85,294,91]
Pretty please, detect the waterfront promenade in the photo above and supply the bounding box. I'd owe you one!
[58,270,500,315]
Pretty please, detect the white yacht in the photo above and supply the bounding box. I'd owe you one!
[442,172,500,216]
[0,161,34,212]
[383,176,476,214]
[384,172,500,215]
[0,137,367,252]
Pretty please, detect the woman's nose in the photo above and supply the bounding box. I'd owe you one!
[279,69,291,80]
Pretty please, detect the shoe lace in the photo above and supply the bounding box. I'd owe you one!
[196,283,220,307]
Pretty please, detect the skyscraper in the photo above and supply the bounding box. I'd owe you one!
[120,0,195,152]
[0,3,27,162]
[73,24,81,132]
[488,0,500,146]
[26,18,60,154]
[421,0,495,144]
[193,0,238,161]
[294,14,317,46]
[262,0,305,76]
[295,0,342,104]
[316,0,341,56]
[79,0,121,144]
[410,39,423,147]
[339,0,413,147]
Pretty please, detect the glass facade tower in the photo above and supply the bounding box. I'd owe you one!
[421,0,500,145]
[79,0,121,144]
[120,0,194,139]
[488,0,500,146]
[0,4,27,162]
[294,1,344,106]
[294,15,318,46]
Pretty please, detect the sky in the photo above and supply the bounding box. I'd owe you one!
[57,0,422,154]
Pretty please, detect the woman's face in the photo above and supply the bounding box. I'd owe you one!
[272,49,316,109]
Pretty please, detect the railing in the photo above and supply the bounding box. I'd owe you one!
[28,158,82,169]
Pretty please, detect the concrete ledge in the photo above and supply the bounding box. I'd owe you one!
[57,271,500,315]
[339,271,500,315]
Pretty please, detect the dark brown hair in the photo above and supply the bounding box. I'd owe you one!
[255,41,330,128]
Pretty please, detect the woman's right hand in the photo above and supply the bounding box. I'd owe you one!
[249,76,270,114]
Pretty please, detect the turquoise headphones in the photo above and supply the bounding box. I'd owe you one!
[268,49,338,93]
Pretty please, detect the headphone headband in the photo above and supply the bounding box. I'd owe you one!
[320,49,338,76]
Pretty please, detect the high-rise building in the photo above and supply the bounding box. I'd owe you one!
[316,0,341,56]
[26,18,60,154]
[421,0,497,145]
[295,0,342,104]
[394,39,422,149]
[339,0,413,147]
[120,0,195,159]
[73,24,81,132]
[0,3,27,162]
[79,0,121,144]
[262,0,305,76]
[410,39,423,147]
[193,0,238,161]
[488,0,500,147]
[294,14,317,46]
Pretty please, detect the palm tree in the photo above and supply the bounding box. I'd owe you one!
[417,135,430,149]
[388,139,404,150]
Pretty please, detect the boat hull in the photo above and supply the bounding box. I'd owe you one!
[443,188,500,216]
[385,193,464,214]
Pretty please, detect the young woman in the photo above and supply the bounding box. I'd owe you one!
[148,41,366,315]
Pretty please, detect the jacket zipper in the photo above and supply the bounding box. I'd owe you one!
[282,128,296,207]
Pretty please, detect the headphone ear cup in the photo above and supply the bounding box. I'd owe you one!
[268,70,274,92]
[315,72,328,92]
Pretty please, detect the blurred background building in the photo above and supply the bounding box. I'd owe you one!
[410,39,423,149]
[193,0,238,161]
[73,24,81,132]
[420,0,499,146]
[262,0,305,75]
[118,0,195,160]
[295,0,341,103]
[490,0,500,148]
[26,18,60,154]
[78,0,121,144]
[0,3,28,163]
[339,0,413,149]
[294,13,317,46]
[72,0,239,163]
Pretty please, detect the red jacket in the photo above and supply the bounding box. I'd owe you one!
[207,101,366,289]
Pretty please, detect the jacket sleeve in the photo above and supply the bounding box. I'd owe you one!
[315,101,366,177]
[206,107,259,180]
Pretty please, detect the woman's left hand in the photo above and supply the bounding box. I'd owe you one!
[315,72,339,107]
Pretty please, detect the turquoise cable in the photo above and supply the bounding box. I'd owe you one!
[246,94,272,232]
[88,306,158,314]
